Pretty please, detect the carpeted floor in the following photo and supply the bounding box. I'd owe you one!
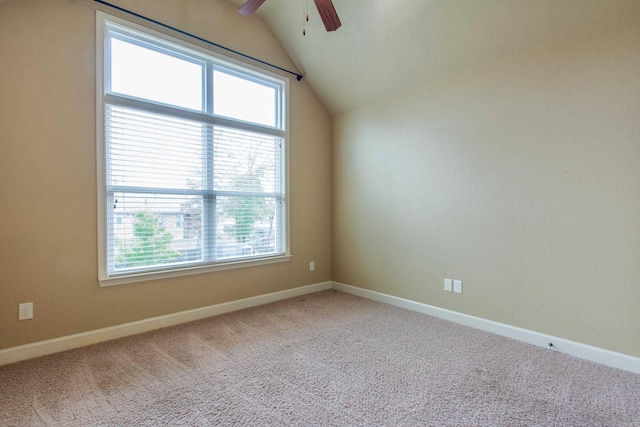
[1,290,639,426]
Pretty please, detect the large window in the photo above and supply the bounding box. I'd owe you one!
[97,13,289,286]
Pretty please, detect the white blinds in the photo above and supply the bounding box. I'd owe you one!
[105,105,285,274]
[101,19,287,278]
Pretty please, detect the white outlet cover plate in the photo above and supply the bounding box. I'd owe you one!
[453,280,463,294]
[444,278,453,292]
[19,302,33,320]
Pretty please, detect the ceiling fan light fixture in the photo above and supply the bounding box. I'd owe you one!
[239,0,341,32]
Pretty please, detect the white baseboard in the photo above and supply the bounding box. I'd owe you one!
[332,281,640,375]
[0,281,332,366]
[4,280,638,375]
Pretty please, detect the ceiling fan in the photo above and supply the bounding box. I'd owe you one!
[239,0,342,32]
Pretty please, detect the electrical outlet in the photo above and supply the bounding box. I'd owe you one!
[309,261,315,272]
[444,278,452,292]
[19,302,33,320]
[453,280,463,294]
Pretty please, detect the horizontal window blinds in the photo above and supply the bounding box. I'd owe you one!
[105,106,285,274]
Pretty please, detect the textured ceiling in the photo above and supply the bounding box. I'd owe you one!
[226,0,640,115]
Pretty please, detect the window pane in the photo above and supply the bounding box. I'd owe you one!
[213,127,280,194]
[213,70,277,127]
[216,196,278,259]
[110,37,204,110]
[101,18,287,281]
[106,105,205,191]
[112,193,203,271]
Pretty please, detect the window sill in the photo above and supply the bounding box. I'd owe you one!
[99,254,291,287]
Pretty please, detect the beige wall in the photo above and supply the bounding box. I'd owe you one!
[0,0,331,349]
[333,18,640,357]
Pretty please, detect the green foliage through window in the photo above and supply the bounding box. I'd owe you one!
[221,155,273,244]
[116,212,180,268]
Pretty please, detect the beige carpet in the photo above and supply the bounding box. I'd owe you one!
[1,290,639,426]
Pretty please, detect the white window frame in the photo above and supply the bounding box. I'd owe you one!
[96,12,290,287]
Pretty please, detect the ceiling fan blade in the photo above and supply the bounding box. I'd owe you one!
[313,0,341,32]
[239,0,266,16]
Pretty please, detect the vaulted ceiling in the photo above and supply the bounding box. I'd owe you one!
[2,0,636,115]
[226,0,640,115]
